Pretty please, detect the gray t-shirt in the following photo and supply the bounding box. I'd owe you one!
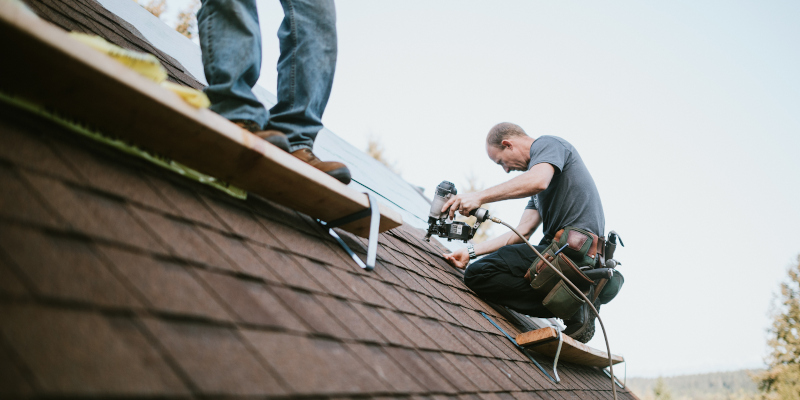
[525,135,605,241]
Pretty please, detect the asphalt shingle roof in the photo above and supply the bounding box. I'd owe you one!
[0,1,639,398]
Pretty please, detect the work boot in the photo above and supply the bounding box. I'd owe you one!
[291,148,352,185]
[563,287,598,343]
[233,120,290,153]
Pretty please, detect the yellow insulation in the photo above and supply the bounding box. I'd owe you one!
[68,32,209,109]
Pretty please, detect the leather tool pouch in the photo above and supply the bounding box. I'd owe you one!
[554,226,599,267]
[529,251,594,319]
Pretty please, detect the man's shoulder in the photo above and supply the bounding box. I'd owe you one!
[534,135,571,147]
[530,135,573,155]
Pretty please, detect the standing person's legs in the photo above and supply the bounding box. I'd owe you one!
[268,0,337,151]
[197,0,268,127]
[464,243,555,317]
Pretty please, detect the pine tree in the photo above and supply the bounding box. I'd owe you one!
[653,377,673,400]
[756,255,800,400]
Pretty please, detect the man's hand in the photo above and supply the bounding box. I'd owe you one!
[442,192,484,219]
[443,248,470,269]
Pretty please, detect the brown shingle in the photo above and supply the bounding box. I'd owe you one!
[0,256,29,297]
[143,176,227,230]
[198,228,274,279]
[378,309,439,350]
[401,288,444,319]
[131,208,232,269]
[98,247,230,321]
[141,318,285,396]
[383,347,456,394]
[410,317,469,354]
[193,270,307,331]
[0,304,188,395]
[333,270,391,307]
[445,353,501,392]
[350,303,414,347]
[253,247,324,291]
[201,197,282,246]
[370,259,405,286]
[345,343,425,393]
[24,174,163,251]
[426,297,463,325]
[243,331,388,395]
[0,166,62,228]
[0,341,34,397]
[470,357,521,391]
[395,268,434,295]
[270,287,351,339]
[0,113,80,181]
[367,279,419,314]
[438,302,482,330]
[439,323,492,357]
[316,297,384,343]
[0,226,140,308]
[51,141,171,211]
[293,256,358,299]
[265,221,348,263]
[418,351,479,392]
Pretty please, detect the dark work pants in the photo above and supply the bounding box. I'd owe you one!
[463,243,556,317]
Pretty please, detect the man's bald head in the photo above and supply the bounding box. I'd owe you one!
[486,122,529,148]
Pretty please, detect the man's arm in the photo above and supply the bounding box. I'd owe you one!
[442,209,541,269]
[442,163,555,219]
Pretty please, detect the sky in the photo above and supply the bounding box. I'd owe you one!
[159,0,800,378]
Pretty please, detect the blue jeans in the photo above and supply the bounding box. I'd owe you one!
[197,0,337,151]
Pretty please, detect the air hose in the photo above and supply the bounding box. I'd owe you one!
[489,216,618,400]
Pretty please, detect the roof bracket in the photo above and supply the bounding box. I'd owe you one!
[523,327,564,383]
[603,362,626,389]
[321,192,380,271]
[479,312,559,384]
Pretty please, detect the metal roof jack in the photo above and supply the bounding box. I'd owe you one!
[603,362,627,389]
[479,312,560,384]
[321,192,381,271]
[522,327,565,383]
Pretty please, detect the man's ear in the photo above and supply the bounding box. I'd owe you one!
[500,139,513,149]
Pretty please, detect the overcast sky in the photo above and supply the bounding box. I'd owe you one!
[160,0,800,378]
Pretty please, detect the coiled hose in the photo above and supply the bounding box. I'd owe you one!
[489,216,618,400]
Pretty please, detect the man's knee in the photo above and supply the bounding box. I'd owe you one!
[463,258,493,294]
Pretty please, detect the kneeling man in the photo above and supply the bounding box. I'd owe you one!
[442,122,605,343]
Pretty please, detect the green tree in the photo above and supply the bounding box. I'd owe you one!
[755,254,800,400]
[653,377,673,400]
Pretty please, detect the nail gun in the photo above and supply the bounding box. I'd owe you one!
[424,180,489,242]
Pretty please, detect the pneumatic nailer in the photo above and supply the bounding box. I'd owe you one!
[424,180,489,242]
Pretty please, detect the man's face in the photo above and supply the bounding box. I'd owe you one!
[487,142,528,173]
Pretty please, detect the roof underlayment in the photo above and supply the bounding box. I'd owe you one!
[0,0,638,398]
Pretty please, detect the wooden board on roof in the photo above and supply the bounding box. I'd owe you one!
[516,327,624,368]
[0,1,402,238]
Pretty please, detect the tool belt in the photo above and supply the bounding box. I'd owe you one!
[524,226,624,319]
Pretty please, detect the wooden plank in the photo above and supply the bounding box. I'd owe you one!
[516,327,624,368]
[0,2,402,237]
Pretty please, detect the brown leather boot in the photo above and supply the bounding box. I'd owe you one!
[233,120,290,152]
[291,148,352,184]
